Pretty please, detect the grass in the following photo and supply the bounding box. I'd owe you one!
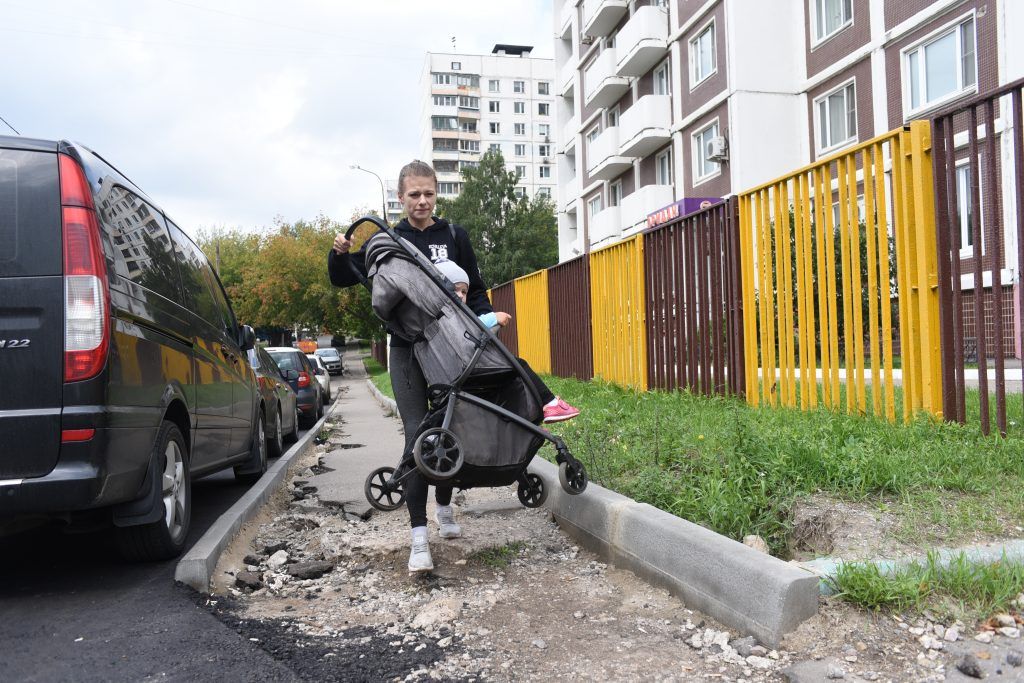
[363,358,394,399]
[831,551,1024,621]
[468,541,527,568]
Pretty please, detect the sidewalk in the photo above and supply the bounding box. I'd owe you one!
[308,351,403,519]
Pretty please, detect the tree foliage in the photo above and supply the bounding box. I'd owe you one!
[436,150,558,286]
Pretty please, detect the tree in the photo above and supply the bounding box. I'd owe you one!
[436,150,558,286]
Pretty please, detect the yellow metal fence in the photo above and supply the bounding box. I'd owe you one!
[589,235,648,391]
[513,270,551,375]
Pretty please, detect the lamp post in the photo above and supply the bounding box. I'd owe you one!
[350,164,388,226]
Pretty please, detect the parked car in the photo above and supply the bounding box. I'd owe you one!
[307,354,332,402]
[314,347,343,375]
[265,347,322,427]
[247,345,300,458]
[0,136,268,561]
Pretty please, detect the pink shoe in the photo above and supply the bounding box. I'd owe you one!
[543,398,580,423]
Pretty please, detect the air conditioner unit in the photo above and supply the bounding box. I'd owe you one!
[706,135,729,162]
[581,34,594,45]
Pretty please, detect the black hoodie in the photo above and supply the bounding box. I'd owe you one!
[327,217,493,347]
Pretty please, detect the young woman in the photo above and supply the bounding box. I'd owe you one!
[328,160,491,573]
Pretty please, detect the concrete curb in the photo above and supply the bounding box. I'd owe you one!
[365,378,397,415]
[526,458,820,648]
[800,539,1024,596]
[174,397,341,593]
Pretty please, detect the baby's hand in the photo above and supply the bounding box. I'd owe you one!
[495,312,512,327]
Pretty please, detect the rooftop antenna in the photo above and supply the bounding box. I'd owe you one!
[451,35,456,52]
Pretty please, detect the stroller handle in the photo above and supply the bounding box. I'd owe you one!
[343,215,397,287]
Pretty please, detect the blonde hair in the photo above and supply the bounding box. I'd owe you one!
[397,160,437,194]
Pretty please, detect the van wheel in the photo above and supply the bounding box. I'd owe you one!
[115,421,191,561]
[234,412,267,485]
[267,408,284,458]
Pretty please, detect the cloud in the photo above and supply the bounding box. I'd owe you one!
[0,0,553,234]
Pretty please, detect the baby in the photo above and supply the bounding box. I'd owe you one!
[433,260,579,423]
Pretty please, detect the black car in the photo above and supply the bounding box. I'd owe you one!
[265,347,323,427]
[0,136,268,561]
[247,345,300,458]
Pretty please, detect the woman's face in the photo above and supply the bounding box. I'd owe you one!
[399,175,437,227]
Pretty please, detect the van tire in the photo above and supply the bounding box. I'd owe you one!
[115,421,191,562]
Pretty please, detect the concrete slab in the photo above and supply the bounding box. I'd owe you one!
[309,356,404,519]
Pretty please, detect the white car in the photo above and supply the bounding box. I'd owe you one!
[307,354,332,403]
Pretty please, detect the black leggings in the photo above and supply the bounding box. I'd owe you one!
[389,346,452,528]
[516,357,555,405]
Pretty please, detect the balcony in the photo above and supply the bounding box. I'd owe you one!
[558,57,577,97]
[618,94,672,158]
[615,5,669,77]
[582,0,628,38]
[583,48,629,110]
[561,117,579,153]
[558,174,580,213]
[589,205,622,244]
[586,126,632,181]
[432,148,459,160]
[620,184,675,231]
[558,0,575,40]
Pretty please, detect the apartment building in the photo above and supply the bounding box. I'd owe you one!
[420,45,558,201]
[554,0,1024,271]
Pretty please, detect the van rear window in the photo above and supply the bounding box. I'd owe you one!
[0,149,61,278]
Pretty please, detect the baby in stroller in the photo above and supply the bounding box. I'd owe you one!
[339,216,590,574]
[432,259,580,424]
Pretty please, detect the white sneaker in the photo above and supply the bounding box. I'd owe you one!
[408,528,433,573]
[435,505,462,539]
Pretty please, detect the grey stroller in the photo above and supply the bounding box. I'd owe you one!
[342,216,589,512]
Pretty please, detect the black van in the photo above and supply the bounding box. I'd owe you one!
[0,136,267,561]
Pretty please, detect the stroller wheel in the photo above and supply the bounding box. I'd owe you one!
[558,461,588,495]
[412,428,464,481]
[517,473,547,508]
[364,466,406,511]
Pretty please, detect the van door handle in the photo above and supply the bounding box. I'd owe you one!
[219,344,236,362]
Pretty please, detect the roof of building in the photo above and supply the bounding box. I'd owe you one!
[491,44,533,56]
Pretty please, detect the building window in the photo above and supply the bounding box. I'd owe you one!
[693,121,720,181]
[488,143,501,153]
[655,147,673,185]
[538,103,550,116]
[461,121,477,134]
[488,79,500,92]
[606,106,619,128]
[460,140,480,152]
[514,143,526,156]
[433,73,452,85]
[458,96,478,109]
[433,95,457,106]
[515,165,527,178]
[588,194,603,218]
[451,61,461,71]
[815,80,857,152]
[539,166,551,178]
[431,116,458,130]
[538,144,551,157]
[609,181,622,207]
[955,158,985,255]
[538,187,551,198]
[434,138,457,151]
[438,182,461,195]
[654,60,671,96]
[514,101,525,114]
[538,81,550,95]
[515,186,526,198]
[586,125,600,159]
[903,15,977,115]
[489,101,500,113]
[538,123,550,137]
[515,123,526,135]
[490,122,500,134]
[690,20,717,87]
[514,80,525,93]
[455,74,479,88]
[813,0,853,43]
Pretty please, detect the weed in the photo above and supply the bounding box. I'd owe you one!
[469,541,527,568]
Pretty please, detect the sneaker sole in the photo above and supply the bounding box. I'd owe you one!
[543,413,580,423]
[408,564,434,573]
[438,530,462,539]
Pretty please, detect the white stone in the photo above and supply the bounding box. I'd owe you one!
[746,656,773,670]
[267,550,289,569]
[943,627,959,642]
[974,632,994,643]
[742,535,770,554]
[998,626,1020,638]
[995,614,1017,627]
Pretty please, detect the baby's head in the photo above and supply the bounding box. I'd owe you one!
[434,260,470,303]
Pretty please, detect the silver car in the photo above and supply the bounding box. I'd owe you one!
[307,354,332,402]
[314,347,344,375]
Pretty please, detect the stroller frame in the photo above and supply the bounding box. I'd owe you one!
[344,216,588,512]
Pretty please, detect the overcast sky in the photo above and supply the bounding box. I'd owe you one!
[0,0,553,235]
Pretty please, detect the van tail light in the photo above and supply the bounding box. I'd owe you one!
[297,371,311,388]
[60,154,109,383]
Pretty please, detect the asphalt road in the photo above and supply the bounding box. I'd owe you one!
[0,375,344,683]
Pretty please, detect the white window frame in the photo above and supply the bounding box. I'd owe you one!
[901,12,978,118]
[489,143,501,153]
[514,122,526,136]
[537,187,552,198]
[955,156,985,258]
[813,78,857,154]
[811,0,854,46]
[488,79,500,93]
[489,101,500,113]
[689,18,717,89]
[513,80,525,94]
[490,122,500,134]
[515,165,527,178]
[539,165,551,179]
[655,147,673,185]
[609,180,622,207]
[538,144,551,157]
[588,194,603,218]
[514,101,525,114]
[514,143,526,156]
[538,123,551,137]
[605,105,620,128]
[692,119,721,184]
[538,102,550,116]
[451,61,461,71]
[653,59,671,97]
[538,81,550,95]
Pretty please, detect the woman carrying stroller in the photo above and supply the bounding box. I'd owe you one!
[328,160,487,573]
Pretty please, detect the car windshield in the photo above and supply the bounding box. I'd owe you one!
[267,351,301,371]
[317,349,340,359]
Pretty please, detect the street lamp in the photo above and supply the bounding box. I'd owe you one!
[350,164,388,226]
